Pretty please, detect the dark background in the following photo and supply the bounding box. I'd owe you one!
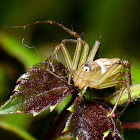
[0,0,140,139]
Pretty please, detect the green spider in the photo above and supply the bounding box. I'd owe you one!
[14,20,131,117]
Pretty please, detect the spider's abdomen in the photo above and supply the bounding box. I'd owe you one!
[95,58,121,74]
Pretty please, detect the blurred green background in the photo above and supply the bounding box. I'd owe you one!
[0,0,140,139]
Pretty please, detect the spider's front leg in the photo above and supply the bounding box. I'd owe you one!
[47,38,84,70]
[46,42,72,70]
[13,20,83,72]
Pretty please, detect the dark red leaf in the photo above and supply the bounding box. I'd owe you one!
[0,59,78,116]
[64,98,123,140]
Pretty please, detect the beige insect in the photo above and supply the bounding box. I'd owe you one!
[14,20,131,117]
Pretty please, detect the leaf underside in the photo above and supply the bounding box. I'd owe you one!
[0,59,78,116]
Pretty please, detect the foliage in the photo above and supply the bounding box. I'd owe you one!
[0,1,140,139]
[63,98,123,140]
[0,58,140,139]
[0,60,77,116]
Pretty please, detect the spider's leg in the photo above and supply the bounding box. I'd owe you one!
[117,61,131,118]
[63,37,82,71]
[46,43,61,69]
[60,43,73,70]
[63,38,82,84]
[102,72,123,84]
[95,85,126,132]
[48,42,72,70]
[62,39,89,68]
[72,38,82,70]
[97,80,122,89]
[87,40,100,61]
[79,84,88,97]
[93,62,122,87]
[50,37,90,71]
[96,71,124,89]
[109,84,126,117]
[78,40,89,68]
[95,60,131,118]
[47,70,70,84]
[62,39,89,84]
[116,75,131,119]
[13,20,81,38]
[13,20,84,71]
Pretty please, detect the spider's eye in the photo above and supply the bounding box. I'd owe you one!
[83,66,90,72]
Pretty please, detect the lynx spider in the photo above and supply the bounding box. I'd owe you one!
[14,20,131,118]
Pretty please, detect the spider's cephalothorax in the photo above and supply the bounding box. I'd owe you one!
[72,61,102,90]
[14,20,131,117]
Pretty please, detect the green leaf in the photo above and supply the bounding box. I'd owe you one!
[0,120,36,140]
[0,32,43,68]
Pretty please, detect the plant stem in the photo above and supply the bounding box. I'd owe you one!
[110,84,140,105]
[122,122,140,129]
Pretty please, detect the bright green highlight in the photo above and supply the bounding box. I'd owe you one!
[110,84,140,105]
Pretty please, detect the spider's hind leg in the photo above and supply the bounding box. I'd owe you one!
[115,60,131,118]
[107,60,131,119]
[93,59,131,119]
